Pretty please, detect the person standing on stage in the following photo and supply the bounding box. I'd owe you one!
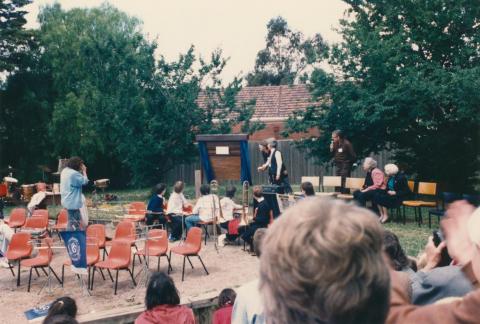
[266,140,292,194]
[257,141,273,184]
[60,156,89,231]
[330,130,356,193]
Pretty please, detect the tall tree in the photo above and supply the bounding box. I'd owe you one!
[0,0,36,73]
[246,16,327,86]
[287,0,480,191]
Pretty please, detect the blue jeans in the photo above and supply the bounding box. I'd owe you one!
[185,214,201,233]
[67,209,82,231]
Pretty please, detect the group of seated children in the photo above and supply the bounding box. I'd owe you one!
[145,182,273,249]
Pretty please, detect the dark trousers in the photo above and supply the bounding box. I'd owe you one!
[271,174,293,194]
[241,223,266,248]
[145,213,167,229]
[168,215,184,239]
[335,163,352,193]
[353,189,381,214]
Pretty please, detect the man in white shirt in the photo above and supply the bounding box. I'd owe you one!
[184,184,220,233]
[166,181,191,241]
[259,140,292,194]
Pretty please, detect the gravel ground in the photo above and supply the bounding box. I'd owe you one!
[0,236,259,323]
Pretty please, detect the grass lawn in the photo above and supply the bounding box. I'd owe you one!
[2,185,434,257]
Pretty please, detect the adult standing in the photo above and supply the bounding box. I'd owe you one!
[330,130,356,193]
[257,141,272,184]
[60,157,89,231]
[266,140,292,194]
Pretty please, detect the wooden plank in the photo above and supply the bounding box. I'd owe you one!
[196,134,248,142]
[210,156,241,180]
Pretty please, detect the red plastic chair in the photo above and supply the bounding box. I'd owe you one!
[170,227,209,281]
[62,239,103,290]
[5,232,33,286]
[0,183,7,197]
[51,209,68,238]
[133,229,171,274]
[91,240,136,295]
[5,208,26,231]
[106,221,137,248]
[128,202,146,215]
[87,224,108,259]
[23,209,49,231]
[21,238,62,292]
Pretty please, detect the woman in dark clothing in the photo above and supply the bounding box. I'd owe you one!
[374,164,411,223]
[146,183,167,228]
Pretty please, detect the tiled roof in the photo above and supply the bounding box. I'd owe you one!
[197,84,313,119]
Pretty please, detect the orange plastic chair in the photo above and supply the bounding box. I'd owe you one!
[6,232,33,286]
[91,240,136,295]
[21,238,62,292]
[133,229,171,274]
[87,224,108,259]
[106,221,137,249]
[128,202,146,215]
[5,208,26,231]
[403,181,438,226]
[62,239,102,290]
[183,205,193,214]
[51,209,68,238]
[23,209,49,231]
[0,183,7,197]
[170,227,209,281]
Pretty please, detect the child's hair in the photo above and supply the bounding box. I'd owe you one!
[173,181,184,194]
[225,186,237,199]
[218,288,236,308]
[43,297,77,323]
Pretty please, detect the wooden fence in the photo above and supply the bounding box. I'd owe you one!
[164,141,392,185]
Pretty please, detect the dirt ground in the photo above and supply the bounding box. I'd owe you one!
[0,235,259,323]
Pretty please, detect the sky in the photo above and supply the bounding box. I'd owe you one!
[25,0,349,82]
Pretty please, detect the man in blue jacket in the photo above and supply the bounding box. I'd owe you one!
[60,156,89,230]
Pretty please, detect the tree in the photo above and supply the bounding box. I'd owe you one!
[287,0,480,191]
[246,16,327,86]
[0,0,36,73]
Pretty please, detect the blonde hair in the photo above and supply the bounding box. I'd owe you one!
[259,198,389,324]
[384,163,399,176]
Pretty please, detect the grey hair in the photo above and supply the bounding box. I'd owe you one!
[364,157,377,169]
[384,164,399,176]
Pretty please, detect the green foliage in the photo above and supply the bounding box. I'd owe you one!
[246,16,328,86]
[0,0,37,73]
[287,0,480,192]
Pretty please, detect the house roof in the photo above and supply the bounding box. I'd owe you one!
[197,84,313,120]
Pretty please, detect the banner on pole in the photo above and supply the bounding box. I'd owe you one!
[60,230,87,275]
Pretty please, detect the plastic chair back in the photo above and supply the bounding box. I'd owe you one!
[408,180,415,192]
[146,229,168,254]
[418,182,437,196]
[87,224,106,248]
[8,208,27,228]
[115,221,136,241]
[0,183,7,197]
[184,227,202,254]
[128,202,146,215]
[56,209,68,226]
[24,209,49,229]
[39,238,54,262]
[301,176,320,190]
[108,240,132,268]
[6,232,33,259]
[323,176,342,189]
[345,177,364,190]
[86,238,100,265]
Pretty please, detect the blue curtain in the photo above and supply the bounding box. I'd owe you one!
[198,141,215,182]
[240,140,252,185]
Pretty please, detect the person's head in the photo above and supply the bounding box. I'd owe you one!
[225,186,237,199]
[268,140,278,150]
[331,130,344,143]
[173,181,184,194]
[253,186,263,199]
[218,288,237,308]
[259,198,389,324]
[253,228,267,257]
[154,183,167,196]
[384,164,399,177]
[363,157,377,171]
[145,272,180,310]
[43,315,78,324]
[200,184,210,196]
[44,297,77,323]
[258,141,269,152]
[383,230,409,271]
[301,182,315,197]
[66,157,83,172]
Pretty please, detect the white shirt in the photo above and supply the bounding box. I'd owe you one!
[192,194,220,222]
[262,150,283,178]
[167,192,188,214]
[231,279,265,324]
[220,197,243,222]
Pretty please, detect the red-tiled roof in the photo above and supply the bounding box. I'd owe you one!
[197,84,313,119]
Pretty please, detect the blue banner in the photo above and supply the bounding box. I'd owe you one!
[60,230,87,273]
[240,140,252,185]
[198,141,215,182]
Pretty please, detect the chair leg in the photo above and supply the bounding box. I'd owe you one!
[61,264,64,287]
[49,266,62,284]
[114,269,119,295]
[27,267,33,292]
[132,258,135,277]
[197,255,209,275]
[428,212,432,228]
[99,268,106,281]
[7,261,15,277]
[418,208,423,226]
[41,267,48,276]
[186,256,194,269]
[35,268,40,277]
[157,256,160,272]
[182,256,186,282]
[17,261,21,287]
[91,267,96,291]
[127,268,136,286]
[107,269,114,282]
[168,251,172,274]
